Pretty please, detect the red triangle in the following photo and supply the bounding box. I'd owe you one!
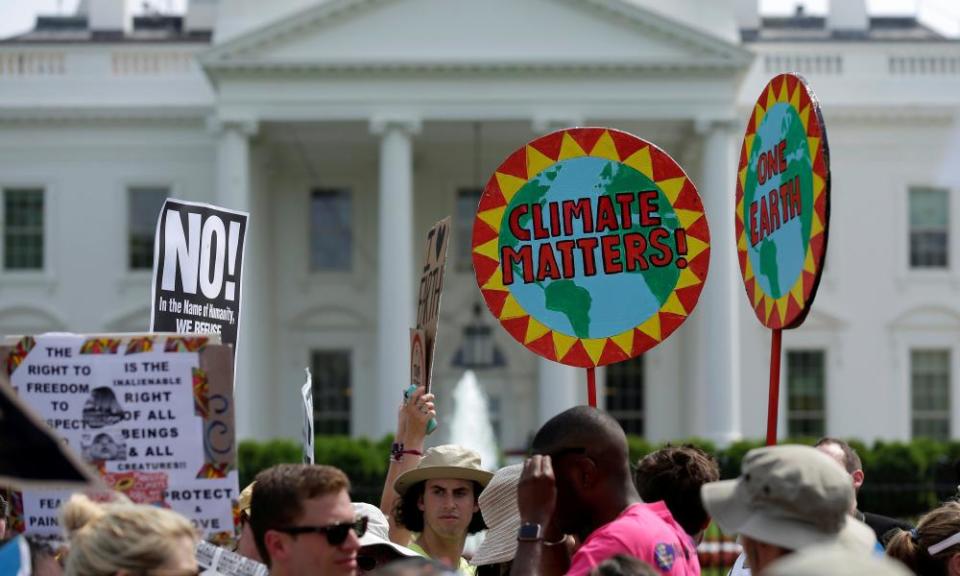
[813,153,827,177]
[567,128,605,156]
[687,250,710,280]
[672,180,703,212]
[675,285,703,315]
[482,288,509,318]
[528,332,557,361]
[658,312,687,339]
[798,87,812,113]
[745,279,756,303]
[609,130,648,161]
[810,234,825,263]
[771,75,786,99]
[746,108,757,135]
[598,339,630,366]
[739,142,748,169]
[685,215,710,245]
[737,250,747,275]
[807,111,822,138]
[530,130,565,161]
[786,74,799,98]
[632,329,659,356]
[560,339,593,368]
[650,147,685,182]
[498,147,528,180]
[785,295,803,326]
[815,188,827,216]
[502,316,531,344]
[473,254,499,286]
[735,215,744,240]
[802,270,815,298]
[769,307,783,330]
[479,179,507,211]
[472,218,498,247]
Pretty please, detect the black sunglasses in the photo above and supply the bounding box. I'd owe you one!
[275,516,368,546]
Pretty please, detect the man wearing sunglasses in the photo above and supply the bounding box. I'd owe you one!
[251,463,366,576]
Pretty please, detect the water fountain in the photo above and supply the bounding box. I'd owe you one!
[448,369,500,470]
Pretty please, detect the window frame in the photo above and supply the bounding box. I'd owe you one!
[784,348,827,438]
[126,185,171,273]
[894,327,960,440]
[309,348,353,436]
[910,348,953,441]
[603,355,646,436]
[0,184,54,279]
[308,187,355,275]
[907,186,951,271]
[900,184,957,281]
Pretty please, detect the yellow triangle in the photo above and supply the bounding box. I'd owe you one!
[813,172,825,200]
[661,292,688,317]
[675,209,703,230]
[776,296,788,323]
[526,145,556,180]
[495,172,527,204]
[499,294,525,320]
[790,278,805,307]
[799,105,811,132]
[753,285,764,307]
[807,136,820,160]
[753,104,766,130]
[589,131,620,162]
[739,166,748,190]
[473,237,499,261]
[477,207,505,232]
[744,257,754,281]
[804,249,816,273]
[811,212,824,236]
[777,78,790,103]
[558,132,587,160]
[582,338,605,365]
[611,329,634,355]
[482,267,506,291]
[744,133,756,156]
[764,295,775,323]
[765,84,778,110]
[657,177,687,205]
[789,83,801,110]
[736,195,744,216]
[676,267,702,290]
[738,233,747,251]
[686,236,709,260]
[638,314,661,341]
[624,147,652,177]
[524,318,550,344]
[553,332,577,359]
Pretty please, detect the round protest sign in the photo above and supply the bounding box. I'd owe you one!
[472,128,710,368]
[736,73,830,330]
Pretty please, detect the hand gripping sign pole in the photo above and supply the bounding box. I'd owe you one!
[472,128,711,408]
[735,74,831,445]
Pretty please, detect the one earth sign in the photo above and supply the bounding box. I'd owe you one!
[472,128,710,368]
[736,74,830,329]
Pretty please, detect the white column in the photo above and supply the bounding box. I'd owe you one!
[690,118,742,444]
[537,358,583,426]
[212,119,265,441]
[371,117,420,438]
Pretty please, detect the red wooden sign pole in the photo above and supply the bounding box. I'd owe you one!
[766,328,783,445]
[586,367,597,408]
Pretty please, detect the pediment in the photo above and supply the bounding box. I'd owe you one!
[890,305,960,331]
[203,0,751,71]
[104,307,152,333]
[0,306,66,336]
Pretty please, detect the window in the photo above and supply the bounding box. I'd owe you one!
[605,356,644,435]
[4,188,44,270]
[909,187,949,269]
[911,349,951,440]
[455,188,482,272]
[310,350,351,435]
[128,187,169,270]
[786,350,826,437]
[310,189,352,272]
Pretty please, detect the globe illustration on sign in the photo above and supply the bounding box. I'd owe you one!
[473,128,711,368]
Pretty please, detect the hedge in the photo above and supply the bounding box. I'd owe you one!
[239,435,960,518]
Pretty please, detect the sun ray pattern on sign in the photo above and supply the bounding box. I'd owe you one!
[735,73,830,330]
[472,128,711,367]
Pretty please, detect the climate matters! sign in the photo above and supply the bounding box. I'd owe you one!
[472,128,710,368]
[736,73,830,329]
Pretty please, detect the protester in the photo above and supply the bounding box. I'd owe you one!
[250,463,364,576]
[510,406,699,576]
[764,542,911,576]
[61,496,197,576]
[590,555,660,576]
[886,500,960,575]
[353,502,419,573]
[237,481,264,562]
[701,444,876,575]
[634,445,720,542]
[814,437,914,544]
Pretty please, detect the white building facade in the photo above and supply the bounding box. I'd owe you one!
[1,0,959,451]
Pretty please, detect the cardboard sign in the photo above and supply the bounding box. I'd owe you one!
[301,368,313,465]
[415,217,450,391]
[410,328,426,391]
[197,541,268,576]
[736,73,830,329]
[2,334,239,544]
[151,199,249,348]
[472,128,710,367]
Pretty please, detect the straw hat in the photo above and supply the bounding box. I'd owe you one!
[352,502,420,557]
[393,445,494,496]
[470,464,522,566]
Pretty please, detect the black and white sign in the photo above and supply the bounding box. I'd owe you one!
[151,200,248,348]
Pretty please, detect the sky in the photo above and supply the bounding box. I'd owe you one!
[0,0,957,39]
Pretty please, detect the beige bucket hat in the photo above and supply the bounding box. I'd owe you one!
[470,463,523,566]
[766,542,912,576]
[393,445,494,496]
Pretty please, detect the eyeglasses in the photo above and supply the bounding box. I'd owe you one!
[274,516,368,546]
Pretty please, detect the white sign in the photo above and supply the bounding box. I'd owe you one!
[302,368,313,465]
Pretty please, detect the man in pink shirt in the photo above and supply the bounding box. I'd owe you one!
[509,406,699,576]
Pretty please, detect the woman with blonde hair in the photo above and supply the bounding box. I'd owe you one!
[61,494,198,576]
[887,501,960,575]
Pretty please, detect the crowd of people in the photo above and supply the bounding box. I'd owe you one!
[6,386,960,575]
